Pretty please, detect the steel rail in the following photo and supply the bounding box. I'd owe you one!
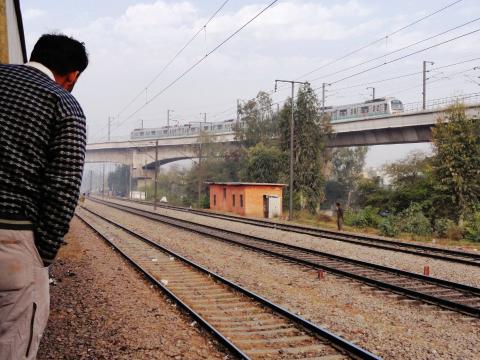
[88,198,480,317]
[112,196,480,267]
[76,207,380,360]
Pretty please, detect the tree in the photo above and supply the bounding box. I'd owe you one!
[242,142,286,183]
[107,165,130,196]
[331,146,368,207]
[432,103,480,224]
[278,84,332,213]
[236,91,279,147]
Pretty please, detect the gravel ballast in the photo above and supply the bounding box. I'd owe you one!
[37,217,229,360]
[103,198,480,288]
[84,200,480,360]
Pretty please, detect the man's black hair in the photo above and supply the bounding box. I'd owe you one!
[30,33,88,75]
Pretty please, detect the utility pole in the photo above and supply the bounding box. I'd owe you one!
[197,140,203,207]
[366,87,375,100]
[154,140,159,210]
[167,109,173,127]
[275,79,309,221]
[128,164,132,199]
[102,163,105,198]
[89,170,93,194]
[107,116,112,142]
[200,112,207,123]
[236,99,241,123]
[321,83,330,115]
[144,160,147,200]
[422,60,434,110]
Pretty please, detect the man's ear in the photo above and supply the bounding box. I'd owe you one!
[54,71,80,92]
[66,71,80,87]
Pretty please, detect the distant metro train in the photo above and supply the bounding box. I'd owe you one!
[130,97,404,140]
[324,97,404,122]
[130,118,242,140]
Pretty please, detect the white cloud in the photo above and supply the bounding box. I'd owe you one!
[23,8,46,21]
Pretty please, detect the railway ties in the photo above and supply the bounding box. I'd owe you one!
[85,198,480,318]
[114,196,480,267]
[76,207,378,360]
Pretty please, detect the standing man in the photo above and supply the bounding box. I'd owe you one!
[336,202,344,231]
[0,34,88,359]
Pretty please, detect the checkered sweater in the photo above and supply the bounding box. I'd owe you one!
[0,64,86,265]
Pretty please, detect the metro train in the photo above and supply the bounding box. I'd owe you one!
[130,97,404,140]
[324,97,404,122]
[130,118,242,140]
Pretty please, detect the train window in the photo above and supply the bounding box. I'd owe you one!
[361,106,369,114]
[217,125,223,129]
[339,109,347,116]
[139,131,144,136]
[204,126,209,130]
[384,104,388,112]
[391,100,404,111]
[240,194,244,208]
[232,194,236,207]
[163,130,168,134]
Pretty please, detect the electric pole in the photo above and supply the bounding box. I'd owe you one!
[321,83,330,115]
[128,164,132,199]
[107,116,112,141]
[275,79,309,221]
[423,60,434,110]
[200,112,207,123]
[366,87,375,100]
[102,163,105,198]
[167,109,173,127]
[89,170,93,194]
[154,140,159,210]
[236,99,241,123]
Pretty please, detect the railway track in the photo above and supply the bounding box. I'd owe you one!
[87,198,480,318]
[112,196,480,267]
[76,207,379,360]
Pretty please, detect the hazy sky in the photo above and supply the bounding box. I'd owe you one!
[20,0,480,168]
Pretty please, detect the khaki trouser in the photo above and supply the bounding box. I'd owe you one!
[0,230,49,360]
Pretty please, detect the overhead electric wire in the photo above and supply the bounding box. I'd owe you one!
[328,27,480,85]
[115,0,231,118]
[307,16,480,85]
[316,57,480,93]
[293,0,464,82]
[118,0,279,127]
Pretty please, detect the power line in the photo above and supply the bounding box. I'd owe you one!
[329,27,480,85]
[115,0,231,118]
[308,16,480,85]
[118,0,279,127]
[293,0,464,82]
[320,57,480,93]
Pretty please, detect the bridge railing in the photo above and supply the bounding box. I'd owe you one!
[403,92,480,113]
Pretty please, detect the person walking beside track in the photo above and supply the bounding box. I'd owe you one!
[0,34,88,359]
[336,202,344,231]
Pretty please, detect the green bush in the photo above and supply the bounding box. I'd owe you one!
[464,212,480,242]
[344,206,381,228]
[200,195,210,209]
[378,217,400,237]
[434,218,455,237]
[398,203,432,235]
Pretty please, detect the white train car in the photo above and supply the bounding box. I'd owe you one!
[131,118,241,140]
[325,97,404,122]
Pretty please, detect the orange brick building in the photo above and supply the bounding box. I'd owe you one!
[208,182,286,218]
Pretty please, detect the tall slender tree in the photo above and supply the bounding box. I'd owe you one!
[432,103,480,225]
[278,84,332,213]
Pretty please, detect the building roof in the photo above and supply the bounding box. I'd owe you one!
[206,182,287,187]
